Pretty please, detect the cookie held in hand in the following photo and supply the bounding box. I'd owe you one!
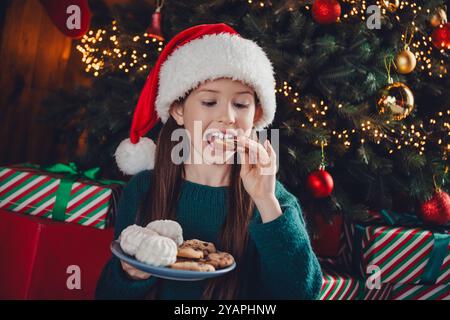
[214,137,238,149]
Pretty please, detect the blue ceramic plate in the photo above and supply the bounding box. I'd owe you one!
[111,240,236,281]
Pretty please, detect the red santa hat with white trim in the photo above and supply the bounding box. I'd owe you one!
[115,23,277,175]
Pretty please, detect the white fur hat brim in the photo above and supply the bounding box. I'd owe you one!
[155,33,277,130]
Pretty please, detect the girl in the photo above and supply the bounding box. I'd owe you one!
[96,23,322,300]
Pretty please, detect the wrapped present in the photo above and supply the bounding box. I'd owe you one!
[0,163,124,229]
[311,213,345,257]
[316,220,354,272]
[0,209,114,299]
[319,267,392,300]
[346,210,450,285]
[389,283,450,300]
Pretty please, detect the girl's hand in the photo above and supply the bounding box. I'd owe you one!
[120,260,152,280]
[117,234,152,280]
[235,134,277,202]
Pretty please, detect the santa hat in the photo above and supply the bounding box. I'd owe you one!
[115,23,277,175]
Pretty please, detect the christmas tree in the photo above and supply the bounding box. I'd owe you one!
[43,0,449,227]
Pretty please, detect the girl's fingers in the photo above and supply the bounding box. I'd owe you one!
[236,136,271,166]
[264,139,270,155]
[212,135,274,173]
[262,139,277,175]
[121,260,151,279]
[236,144,251,176]
[266,139,276,161]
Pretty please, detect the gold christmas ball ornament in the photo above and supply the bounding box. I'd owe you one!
[381,0,400,13]
[395,47,417,74]
[430,8,448,28]
[376,82,415,120]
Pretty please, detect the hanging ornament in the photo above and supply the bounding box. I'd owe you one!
[307,141,334,198]
[312,0,341,25]
[376,56,415,120]
[39,0,91,38]
[395,48,416,74]
[377,82,415,120]
[395,26,417,74]
[381,0,400,13]
[431,22,450,50]
[146,0,165,41]
[430,7,448,28]
[418,175,450,226]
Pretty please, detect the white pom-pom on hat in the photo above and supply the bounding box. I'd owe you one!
[115,137,156,175]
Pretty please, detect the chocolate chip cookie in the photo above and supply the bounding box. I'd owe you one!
[170,261,216,272]
[200,252,235,269]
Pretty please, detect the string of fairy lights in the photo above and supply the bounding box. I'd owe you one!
[76,20,164,77]
[77,1,449,159]
[78,1,447,77]
[246,0,448,78]
[278,79,449,158]
[324,1,447,78]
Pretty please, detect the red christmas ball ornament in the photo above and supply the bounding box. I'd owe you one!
[419,189,450,226]
[312,0,341,24]
[307,168,334,198]
[431,23,450,50]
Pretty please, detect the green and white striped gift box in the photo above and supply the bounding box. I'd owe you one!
[0,166,122,229]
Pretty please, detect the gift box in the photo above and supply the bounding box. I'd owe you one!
[315,220,354,272]
[389,283,450,300]
[346,210,450,285]
[0,163,124,229]
[319,267,392,300]
[311,213,344,257]
[0,209,114,299]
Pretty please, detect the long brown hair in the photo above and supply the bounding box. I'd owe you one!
[137,103,257,299]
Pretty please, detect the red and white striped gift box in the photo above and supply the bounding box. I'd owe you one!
[389,283,450,300]
[0,166,122,229]
[319,268,392,300]
[345,221,450,285]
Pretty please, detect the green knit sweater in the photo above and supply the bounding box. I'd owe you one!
[95,170,322,300]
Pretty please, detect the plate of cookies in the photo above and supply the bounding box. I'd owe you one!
[111,220,236,281]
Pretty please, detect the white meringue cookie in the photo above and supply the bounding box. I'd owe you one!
[120,225,158,256]
[135,235,178,267]
[146,219,184,246]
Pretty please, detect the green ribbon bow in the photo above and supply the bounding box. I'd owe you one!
[20,162,124,222]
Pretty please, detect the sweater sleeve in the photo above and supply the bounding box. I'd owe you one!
[95,170,158,300]
[248,180,323,300]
